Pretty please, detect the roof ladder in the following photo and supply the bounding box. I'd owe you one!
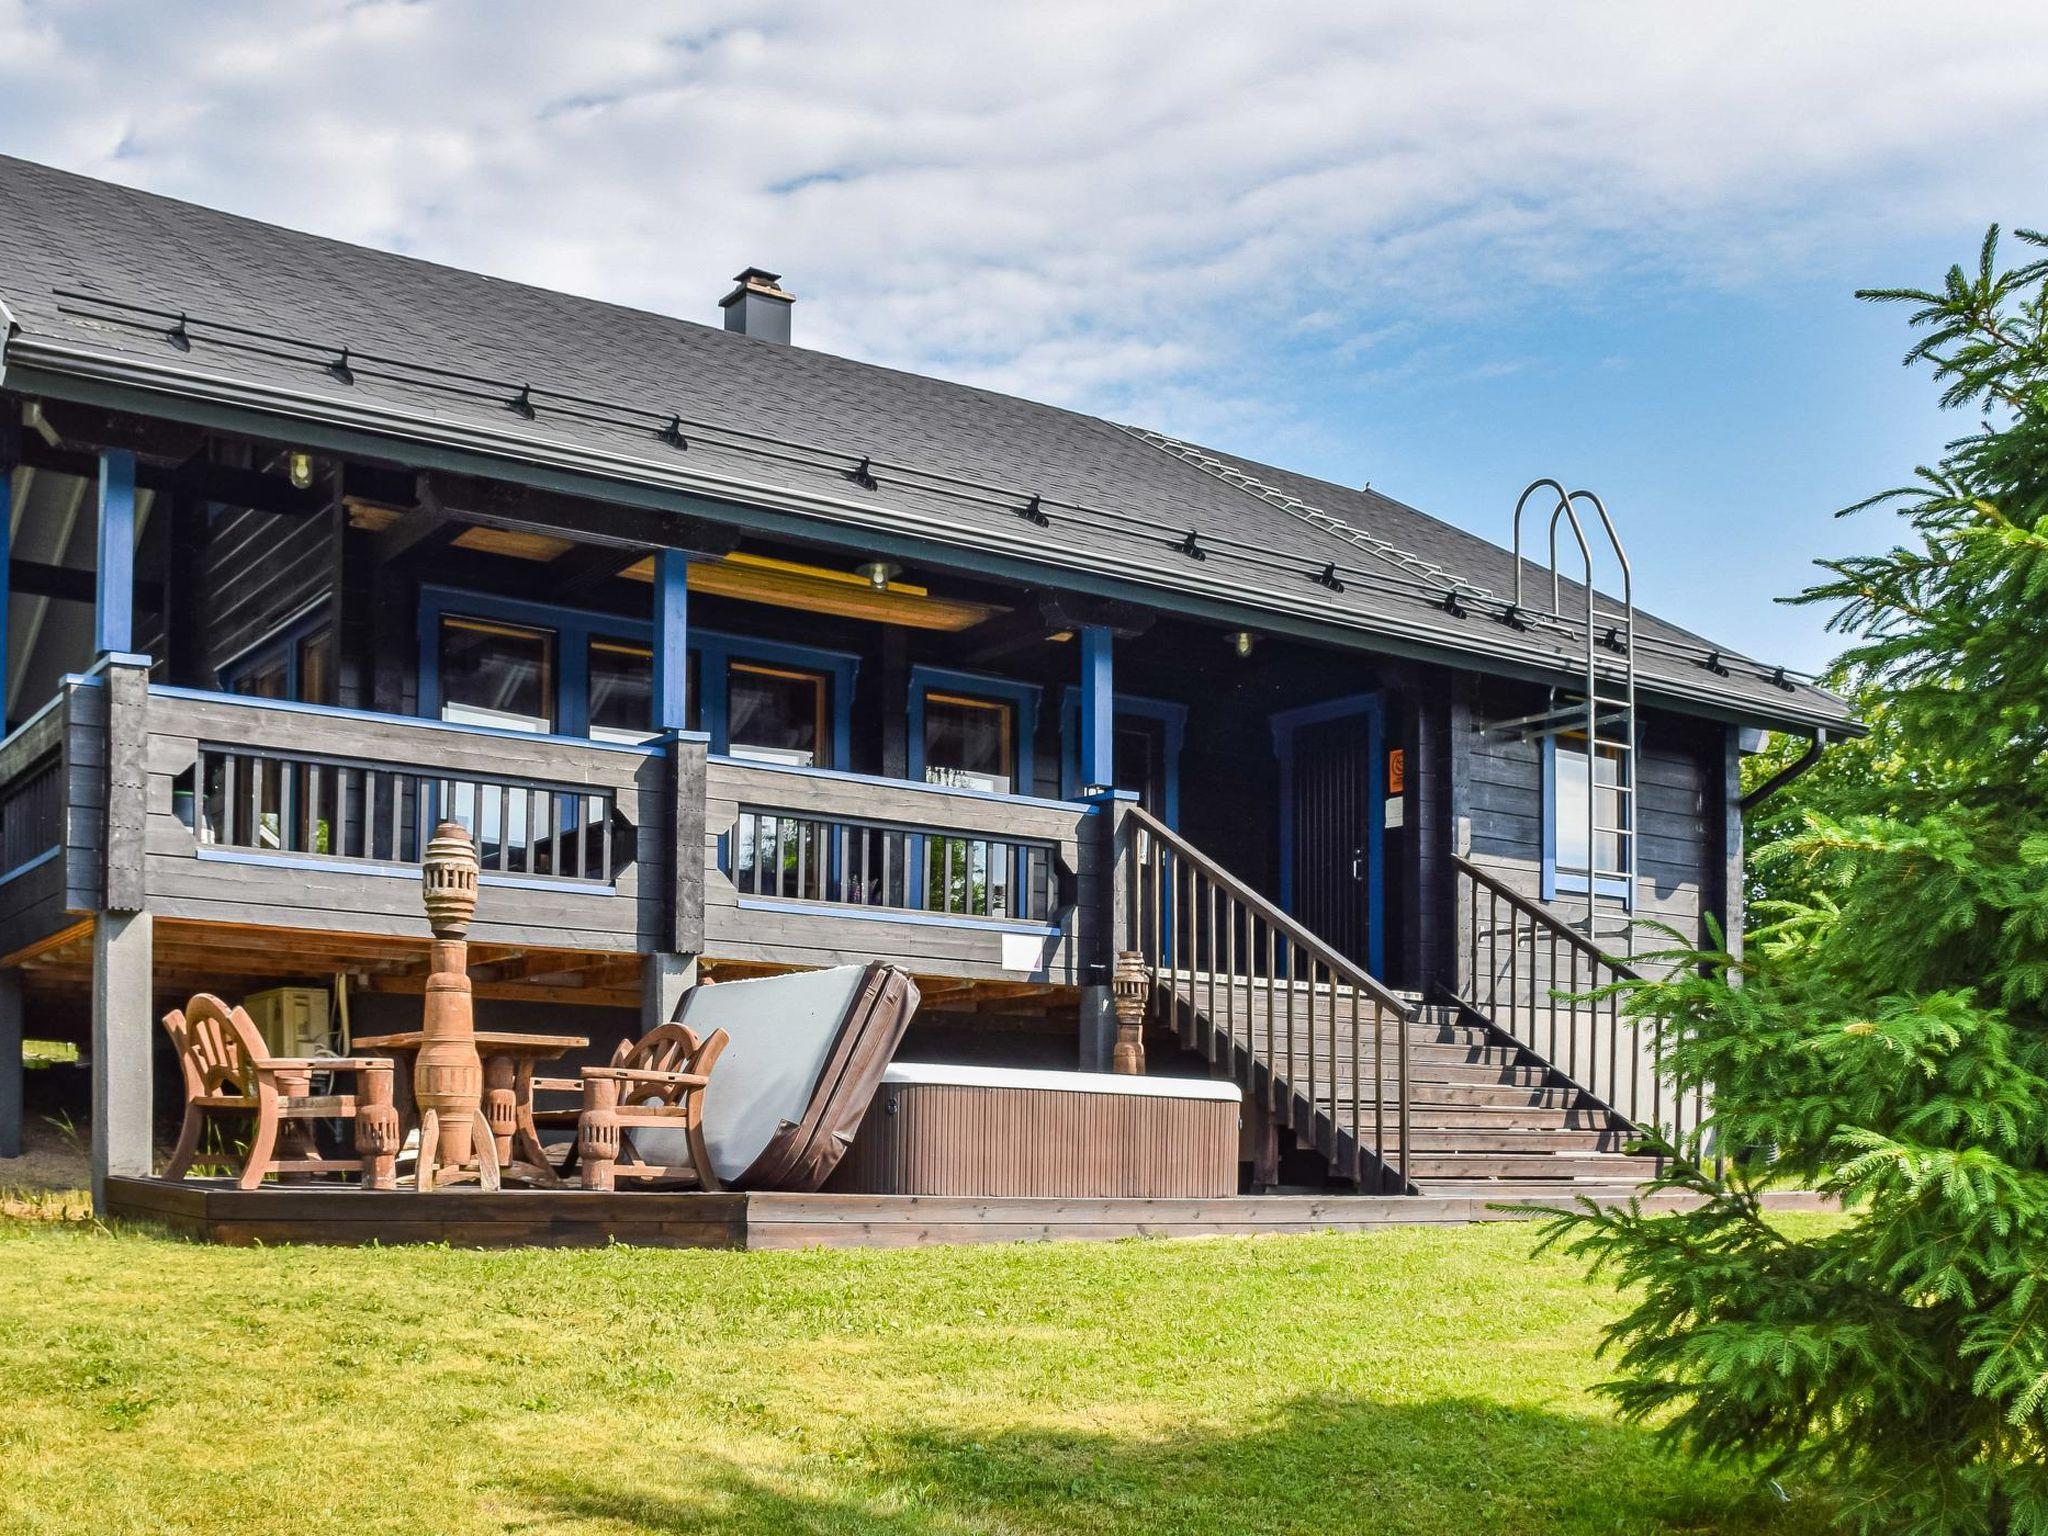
[1510,480,1639,951]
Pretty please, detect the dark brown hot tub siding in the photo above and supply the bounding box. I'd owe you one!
[831,1081,1240,1198]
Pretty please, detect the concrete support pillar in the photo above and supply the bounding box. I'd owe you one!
[91,911,153,1209]
[642,950,698,1032]
[0,968,21,1161]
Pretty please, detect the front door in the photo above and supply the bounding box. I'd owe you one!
[1286,707,1381,974]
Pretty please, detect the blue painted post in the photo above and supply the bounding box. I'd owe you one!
[652,548,690,732]
[0,432,13,729]
[95,450,136,657]
[1079,625,1114,794]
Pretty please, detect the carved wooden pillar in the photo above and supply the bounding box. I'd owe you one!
[272,1064,319,1177]
[355,1062,399,1191]
[580,1072,621,1191]
[1111,950,1150,1075]
[484,1054,518,1168]
[416,821,493,1189]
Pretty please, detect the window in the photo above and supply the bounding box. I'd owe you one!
[923,692,1014,794]
[221,618,332,704]
[417,586,857,755]
[439,617,554,733]
[727,661,829,767]
[1548,732,1632,898]
[589,639,661,745]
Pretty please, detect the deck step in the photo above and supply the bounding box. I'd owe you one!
[1398,1152,1655,1181]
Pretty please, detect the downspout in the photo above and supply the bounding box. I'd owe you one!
[1738,727,1829,811]
[0,296,16,387]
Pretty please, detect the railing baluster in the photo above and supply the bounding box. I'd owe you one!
[1355,981,1367,1189]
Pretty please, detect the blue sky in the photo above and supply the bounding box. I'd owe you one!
[3,1,2042,674]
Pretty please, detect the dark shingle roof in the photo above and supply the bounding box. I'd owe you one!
[0,155,1850,731]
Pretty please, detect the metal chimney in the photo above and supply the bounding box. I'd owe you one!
[719,267,794,343]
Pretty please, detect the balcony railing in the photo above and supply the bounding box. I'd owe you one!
[731,806,1061,923]
[196,744,625,884]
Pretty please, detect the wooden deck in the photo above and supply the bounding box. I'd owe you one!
[102,1176,1833,1250]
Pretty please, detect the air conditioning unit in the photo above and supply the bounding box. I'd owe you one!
[243,987,335,1060]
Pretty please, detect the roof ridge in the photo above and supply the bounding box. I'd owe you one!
[1115,424,1495,602]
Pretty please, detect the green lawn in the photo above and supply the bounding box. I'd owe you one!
[0,1206,1838,1536]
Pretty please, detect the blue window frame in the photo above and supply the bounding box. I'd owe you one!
[417,586,857,763]
[218,603,332,703]
[908,665,1040,796]
[1056,688,1187,826]
[1541,730,1634,905]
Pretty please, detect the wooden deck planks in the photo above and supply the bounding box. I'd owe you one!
[101,1178,1832,1250]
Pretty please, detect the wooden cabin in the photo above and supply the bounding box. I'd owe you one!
[0,157,1855,1232]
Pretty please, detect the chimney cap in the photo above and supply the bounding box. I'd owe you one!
[720,267,794,309]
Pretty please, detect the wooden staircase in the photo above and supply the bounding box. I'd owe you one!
[1121,805,1668,1198]
[1154,976,1660,1195]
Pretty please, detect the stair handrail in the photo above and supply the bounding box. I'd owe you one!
[1453,854,1640,981]
[1123,804,1415,1191]
[1448,854,1698,1159]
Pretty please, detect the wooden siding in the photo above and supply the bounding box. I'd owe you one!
[203,503,335,675]
[703,757,1096,982]
[1460,676,1712,957]
[830,1080,1239,1197]
[137,691,669,952]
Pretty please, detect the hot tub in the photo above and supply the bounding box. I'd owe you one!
[829,1063,1243,1198]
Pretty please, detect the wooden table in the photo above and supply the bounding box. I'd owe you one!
[357,1030,589,1187]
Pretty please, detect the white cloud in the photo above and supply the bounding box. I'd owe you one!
[1,0,2043,442]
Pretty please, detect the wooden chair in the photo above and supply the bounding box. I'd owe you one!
[528,1023,728,1192]
[160,994,401,1190]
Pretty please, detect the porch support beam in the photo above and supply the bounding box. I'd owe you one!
[1078,788,1140,1072]
[92,654,154,1212]
[0,969,20,1161]
[94,449,136,657]
[90,912,154,1209]
[0,419,14,731]
[1079,625,1114,794]
[653,548,690,734]
[641,951,698,1032]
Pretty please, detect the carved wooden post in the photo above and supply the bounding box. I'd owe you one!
[355,1061,399,1191]
[580,1071,620,1191]
[1111,949,1150,1075]
[484,1054,517,1168]
[416,821,491,1190]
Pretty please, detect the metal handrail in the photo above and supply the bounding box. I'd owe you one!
[1449,854,1699,1161]
[1124,804,1414,1192]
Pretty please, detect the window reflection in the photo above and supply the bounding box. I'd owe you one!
[923,692,1013,794]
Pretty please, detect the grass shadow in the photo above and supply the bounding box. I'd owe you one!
[520,1392,1829,1535]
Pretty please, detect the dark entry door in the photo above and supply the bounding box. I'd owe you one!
[1289,709,1379,972]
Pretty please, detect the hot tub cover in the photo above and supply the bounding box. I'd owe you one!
[637,962,919,1190]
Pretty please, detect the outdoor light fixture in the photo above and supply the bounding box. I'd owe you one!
[287,451,315,489]
[1229,629,1256,658]
[856,560,900,591]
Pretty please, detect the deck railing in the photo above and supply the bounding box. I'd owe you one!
[731,806,1062,922]
[1450,854,1696,1152]
[0,753,61,876]
[197,744,624,884]
[1124,805,1414,1191]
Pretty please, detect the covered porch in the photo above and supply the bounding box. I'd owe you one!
[0,402,1449,1216]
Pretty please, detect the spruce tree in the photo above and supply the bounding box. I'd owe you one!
[1538,229,2048,1535]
